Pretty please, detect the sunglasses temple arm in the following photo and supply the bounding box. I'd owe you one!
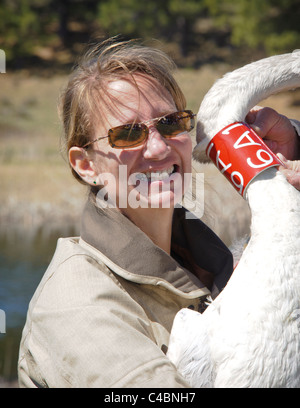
[82,135,109,149]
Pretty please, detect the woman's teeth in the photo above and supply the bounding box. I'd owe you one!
[135,165,175,182]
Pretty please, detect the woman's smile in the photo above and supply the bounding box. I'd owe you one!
[134,164,175,182]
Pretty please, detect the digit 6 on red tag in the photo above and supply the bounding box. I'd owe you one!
[206,122,284,198]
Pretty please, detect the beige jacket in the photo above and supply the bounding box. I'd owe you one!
[18,201,233,388]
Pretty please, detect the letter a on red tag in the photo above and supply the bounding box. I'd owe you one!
[206,122,283,197]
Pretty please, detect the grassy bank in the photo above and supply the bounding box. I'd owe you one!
[0,73,86,236]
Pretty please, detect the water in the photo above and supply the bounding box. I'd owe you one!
[1,258,44,330]
[0,227,78,381]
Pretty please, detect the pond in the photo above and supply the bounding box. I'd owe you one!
[0,226,78,382]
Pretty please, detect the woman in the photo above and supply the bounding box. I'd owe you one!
[18,38,300,388]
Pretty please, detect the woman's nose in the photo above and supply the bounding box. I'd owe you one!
[143,127,170,160]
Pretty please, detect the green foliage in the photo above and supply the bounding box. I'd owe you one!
[0,0,40,59]
[97,0,164,38]
[97,0,206,40]
[0,0,98,64]
[0,0,299,67]
[205,0,300,54]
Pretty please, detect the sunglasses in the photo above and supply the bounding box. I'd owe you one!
[82,110,196,149]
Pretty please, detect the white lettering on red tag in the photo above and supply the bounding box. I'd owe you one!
[206,122,283,197]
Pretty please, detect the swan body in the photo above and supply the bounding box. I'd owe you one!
[167,51,300,387]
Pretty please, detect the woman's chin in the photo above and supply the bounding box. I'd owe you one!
[127,186,182,210]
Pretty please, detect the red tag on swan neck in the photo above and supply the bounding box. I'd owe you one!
[206,122,283,197]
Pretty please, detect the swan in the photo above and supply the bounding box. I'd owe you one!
[167,51,300,388]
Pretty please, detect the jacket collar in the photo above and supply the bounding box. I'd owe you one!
[80,198,233,296]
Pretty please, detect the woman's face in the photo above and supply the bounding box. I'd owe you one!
[90,74,193,215]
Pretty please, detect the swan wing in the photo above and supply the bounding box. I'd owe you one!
[167,308,214,388]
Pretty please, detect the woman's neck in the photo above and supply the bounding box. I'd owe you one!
[121,207,174,254]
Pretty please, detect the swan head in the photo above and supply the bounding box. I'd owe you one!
[192,50,300,164]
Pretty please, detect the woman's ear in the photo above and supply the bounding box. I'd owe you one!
[69,147,97,186]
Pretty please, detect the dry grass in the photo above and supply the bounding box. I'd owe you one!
[0,73,87,235]
[0,66,299,245]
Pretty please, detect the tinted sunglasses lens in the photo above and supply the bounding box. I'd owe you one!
[156,111,195,137]
[109,124,147,148]
[108,111,195,148]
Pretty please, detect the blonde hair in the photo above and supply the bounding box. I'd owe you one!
[59,37,186,184]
